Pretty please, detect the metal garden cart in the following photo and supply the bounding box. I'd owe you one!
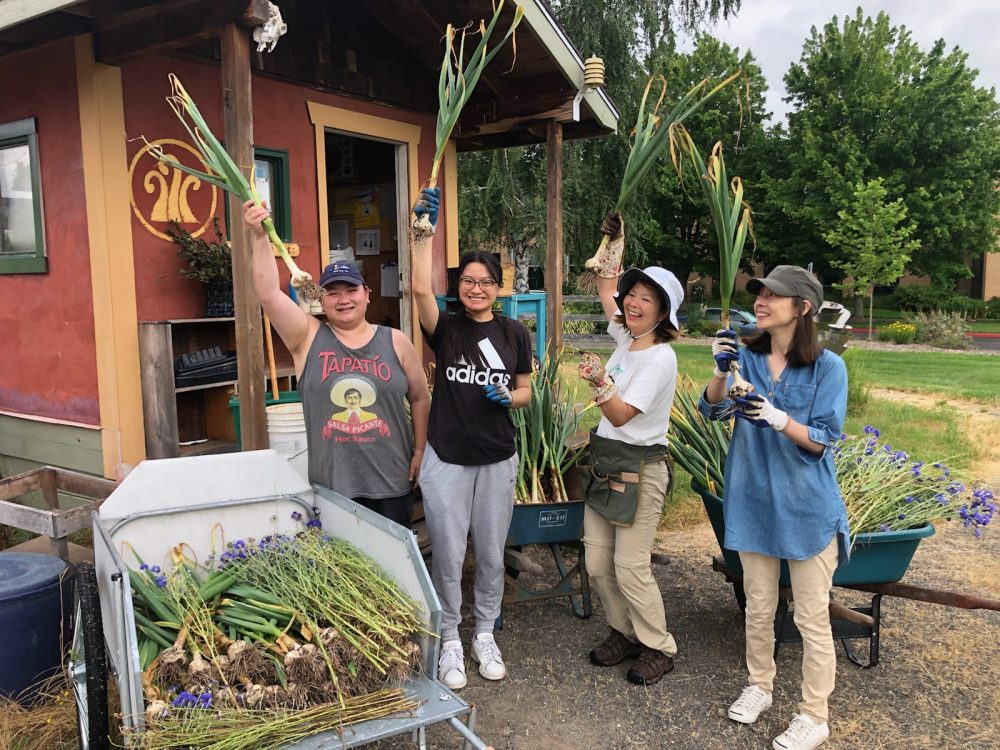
[68,450,493,750]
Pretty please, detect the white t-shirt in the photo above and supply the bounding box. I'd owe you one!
[595,320,677,447]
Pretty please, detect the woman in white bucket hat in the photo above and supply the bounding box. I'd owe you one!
[576,212,683,687]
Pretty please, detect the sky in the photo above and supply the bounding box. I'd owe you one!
[682,0,1000,124]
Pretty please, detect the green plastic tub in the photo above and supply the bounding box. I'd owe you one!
[228,390,301,449]
[696,484,935,586]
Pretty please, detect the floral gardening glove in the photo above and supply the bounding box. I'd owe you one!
[578,352,617,405]
[712,329,738,378]
[583,211,625,278]
[484,383,513,407]
[734,393,789,431]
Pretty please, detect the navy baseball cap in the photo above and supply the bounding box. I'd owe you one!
[319,261,365,288]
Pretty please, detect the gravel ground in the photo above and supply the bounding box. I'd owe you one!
[371,520,1000,750]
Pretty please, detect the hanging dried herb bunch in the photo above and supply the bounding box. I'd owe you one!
[168,217,232,285]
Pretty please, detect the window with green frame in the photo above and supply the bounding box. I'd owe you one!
[0,118,46,273]
[253,148,292,241]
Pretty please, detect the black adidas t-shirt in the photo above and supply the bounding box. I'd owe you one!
[425,313,533,465]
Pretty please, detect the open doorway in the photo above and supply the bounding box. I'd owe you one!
[324,132,403,329]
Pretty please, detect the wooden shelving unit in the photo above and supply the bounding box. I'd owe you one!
[139,319,295,459]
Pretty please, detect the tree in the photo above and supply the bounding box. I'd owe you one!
[822,177,919,338]
[755,9,1000,288]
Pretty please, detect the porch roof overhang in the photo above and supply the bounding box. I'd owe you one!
[0,0,618,149]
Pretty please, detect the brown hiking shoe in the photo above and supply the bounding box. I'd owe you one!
[626,646,674,685]
[589,628,641,667]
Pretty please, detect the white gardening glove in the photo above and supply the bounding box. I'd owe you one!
[734,394,790,432]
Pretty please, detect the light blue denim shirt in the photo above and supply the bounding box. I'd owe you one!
[699,347,851,564]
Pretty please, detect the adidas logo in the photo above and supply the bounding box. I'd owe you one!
[445,364,511,386]
[444,337,510,386]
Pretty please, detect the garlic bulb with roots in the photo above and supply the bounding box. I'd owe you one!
[727,361,755,399]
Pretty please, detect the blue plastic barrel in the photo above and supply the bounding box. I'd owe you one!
[0,552,73,702]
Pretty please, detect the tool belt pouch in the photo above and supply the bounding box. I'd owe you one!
[579,429,668,527]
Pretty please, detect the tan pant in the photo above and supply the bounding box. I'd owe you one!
[583,458,677,656]
[739,538,839,723]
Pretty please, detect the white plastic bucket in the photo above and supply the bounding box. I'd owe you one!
[265,403,308,481]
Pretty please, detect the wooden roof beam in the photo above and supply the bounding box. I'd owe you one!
[94,0,268,63]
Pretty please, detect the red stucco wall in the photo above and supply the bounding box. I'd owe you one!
[120,55,446,322]
[0,40,100,424]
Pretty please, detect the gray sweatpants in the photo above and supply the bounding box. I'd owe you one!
[420,443,517,641]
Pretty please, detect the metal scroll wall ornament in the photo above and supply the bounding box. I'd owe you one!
[128,138,219,240]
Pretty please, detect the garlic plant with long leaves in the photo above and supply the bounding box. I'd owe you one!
[411,0,524,238]
[149,74,321,301]
[577,70,742,292]
[677,131,754,398]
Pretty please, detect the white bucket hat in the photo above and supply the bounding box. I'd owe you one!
[615,266,685,330]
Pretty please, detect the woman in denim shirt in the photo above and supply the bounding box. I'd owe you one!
[699,266,848,750]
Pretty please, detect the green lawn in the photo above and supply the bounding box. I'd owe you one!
[844,348,1000,403]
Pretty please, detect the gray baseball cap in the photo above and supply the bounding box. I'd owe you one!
[746,265,823,315]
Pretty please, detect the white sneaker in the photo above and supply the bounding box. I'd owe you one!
[438,640,466,690]
[772,713,830,750]
[471,632,506,680]
[728,685,773,724]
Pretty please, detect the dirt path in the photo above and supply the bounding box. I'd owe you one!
[368,518,999,750]
[868,387,1000,488]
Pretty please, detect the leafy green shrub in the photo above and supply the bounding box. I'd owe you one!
[876,328,895,343]
[986,297,1000,319]
[879,321,917,344]
[841,348,870,415]
[730,289,756,310]
[954,297,987,319]
[696,320,720,337]
[915,311,971,349]
[893,286,986,318]
[893,285,951,312]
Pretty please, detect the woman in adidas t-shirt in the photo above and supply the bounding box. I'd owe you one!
[412,187,533,692]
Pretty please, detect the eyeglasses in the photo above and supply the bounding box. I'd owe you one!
[458,276,498,291]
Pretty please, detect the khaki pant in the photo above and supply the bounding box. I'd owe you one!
[582,458,677,656]
[739,538,839,723]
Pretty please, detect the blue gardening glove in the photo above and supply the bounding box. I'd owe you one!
[712,329,738,377]
[734,393,789,431]
[413,187,440,228]
[484,383,513,407]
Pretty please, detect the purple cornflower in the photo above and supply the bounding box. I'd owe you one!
[306,519,323,529]
[291,511,303,521]
[171,691,196,708]
[155,574,168,587]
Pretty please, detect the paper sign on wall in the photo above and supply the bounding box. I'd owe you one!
[381,262,400,297]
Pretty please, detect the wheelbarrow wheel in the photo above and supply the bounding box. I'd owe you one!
[68,561,110,750]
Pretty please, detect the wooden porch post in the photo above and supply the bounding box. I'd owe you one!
[221,23,267,451]
[545,120,564,355]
